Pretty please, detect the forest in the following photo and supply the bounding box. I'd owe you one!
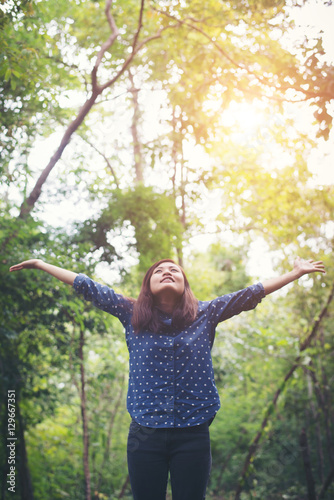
[0,0,333,499]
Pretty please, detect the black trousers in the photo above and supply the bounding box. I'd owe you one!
[127,419,212,500]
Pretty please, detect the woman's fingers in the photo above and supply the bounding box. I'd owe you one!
[9,264,22,272]
[9,260,38,272]
[309,261,326,273]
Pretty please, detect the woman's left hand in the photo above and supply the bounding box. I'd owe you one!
[293,256,326,278]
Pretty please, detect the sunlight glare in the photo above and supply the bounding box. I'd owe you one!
[222,101,266,132]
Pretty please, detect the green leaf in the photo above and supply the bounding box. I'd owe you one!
[4,67,11,80]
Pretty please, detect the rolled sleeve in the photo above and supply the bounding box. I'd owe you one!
[209,282,265,327]
[73,273,132,326]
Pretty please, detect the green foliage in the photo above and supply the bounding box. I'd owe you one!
[187,242,251,299]
[208,285,334,498]
[77,184,184,275]
[1,0,334,498]
[0,215,127,498]
[0,0,82,184]
[217,158,334,253]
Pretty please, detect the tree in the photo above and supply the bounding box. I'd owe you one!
[2,0,332,224]
[0,0,82,188]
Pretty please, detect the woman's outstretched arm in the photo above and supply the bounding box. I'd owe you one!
[9,259,78,286]
[262,257,326,295]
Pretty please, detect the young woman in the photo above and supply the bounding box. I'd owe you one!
[9,256,325,500]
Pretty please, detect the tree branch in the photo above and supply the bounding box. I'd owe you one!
[153,7,334,102]
[131,0,145,51]
[79,135,119,188]
[153,8,245,69]
[100,25,173,92]
[14,0,187,222]
[17,0,168,220]
[19,93,98,218]
[92,0,120,91]
[318,464,334,499]
[152,8,269,86]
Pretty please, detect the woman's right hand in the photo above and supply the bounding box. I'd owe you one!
[10,259,78,285]
[9,259,43,272]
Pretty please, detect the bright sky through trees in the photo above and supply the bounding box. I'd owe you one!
[11,0,330,282]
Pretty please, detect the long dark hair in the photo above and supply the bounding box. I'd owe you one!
[132,259,198,334]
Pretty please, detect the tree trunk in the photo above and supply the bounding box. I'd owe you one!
[16,401,34,500]
[16,0,156,221]
[319,328,334,466]
[78,327,91,500]
[19,92,99,219]
[307,362,334,467]
[95,377,125,495]
[170,107,184,267]
[118,475,130,498]
[171,108,178,200]
[299,428,316,500]
[306,370,324,482]
[128,71,144,183]
[215,431,246,495]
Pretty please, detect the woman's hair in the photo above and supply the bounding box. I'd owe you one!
[131,259,198,334]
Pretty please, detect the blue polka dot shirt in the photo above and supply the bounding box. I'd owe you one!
[73,274,265,428]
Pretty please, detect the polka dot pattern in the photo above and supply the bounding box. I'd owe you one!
[74,274,265,428]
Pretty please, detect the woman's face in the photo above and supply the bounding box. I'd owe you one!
[149,261,185,298]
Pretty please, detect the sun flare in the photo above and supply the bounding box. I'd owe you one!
[222,101,266,132]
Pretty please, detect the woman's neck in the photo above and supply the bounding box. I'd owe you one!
[155,295,177,314]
